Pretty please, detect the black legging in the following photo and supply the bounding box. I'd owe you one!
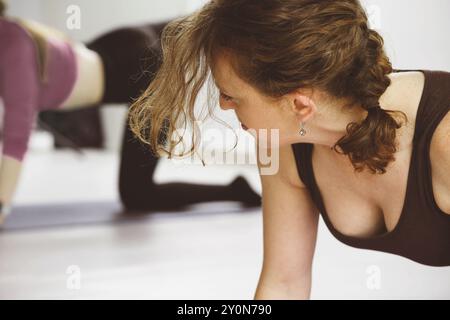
[83,20,261,211]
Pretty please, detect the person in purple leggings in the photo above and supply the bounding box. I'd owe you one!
[0,3,261,223]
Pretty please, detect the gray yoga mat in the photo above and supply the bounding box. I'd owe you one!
[0,200,257,231]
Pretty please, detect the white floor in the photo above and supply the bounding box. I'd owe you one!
[0,149,449,299]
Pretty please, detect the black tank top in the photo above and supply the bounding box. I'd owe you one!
[291,69,450,267]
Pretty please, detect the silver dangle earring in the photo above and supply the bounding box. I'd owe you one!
[299,121,306,136]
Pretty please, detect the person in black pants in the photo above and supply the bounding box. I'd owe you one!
[82,20,261,211]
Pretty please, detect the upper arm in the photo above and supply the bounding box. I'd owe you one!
[430,112,450,187]
[1,28,39,161]
[256,143,319,287]
[430,110,450,214]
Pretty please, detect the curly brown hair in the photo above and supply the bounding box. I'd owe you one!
[129,0,407,174]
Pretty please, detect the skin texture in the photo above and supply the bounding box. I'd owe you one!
[0,155,21,214]
[60,41,105,110]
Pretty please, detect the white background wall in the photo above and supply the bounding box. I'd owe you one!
[9,0,450,67]
[9,0,191,40]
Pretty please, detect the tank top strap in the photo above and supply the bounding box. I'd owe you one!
[292,143,314,190]
[414,69,450,142]
[291,142,327,213]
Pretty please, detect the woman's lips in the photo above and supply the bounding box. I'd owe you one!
[241,123,248,130]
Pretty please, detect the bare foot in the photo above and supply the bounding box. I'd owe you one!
[230,176,262,207]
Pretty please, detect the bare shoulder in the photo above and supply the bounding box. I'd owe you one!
[384,71,426,112]
[382,71,426,149]
[430,110,450,169]
[430,110,450,214]
[387,71,425,91]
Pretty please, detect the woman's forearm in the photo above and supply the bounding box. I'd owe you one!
[253,275,312,300]
[0,155,23,205]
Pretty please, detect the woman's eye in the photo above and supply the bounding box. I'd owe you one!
[220,92,233,101]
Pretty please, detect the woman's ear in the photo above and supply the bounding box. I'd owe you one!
[292,94,316,122]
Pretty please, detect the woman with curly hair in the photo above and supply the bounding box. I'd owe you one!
[129,0,450,298]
